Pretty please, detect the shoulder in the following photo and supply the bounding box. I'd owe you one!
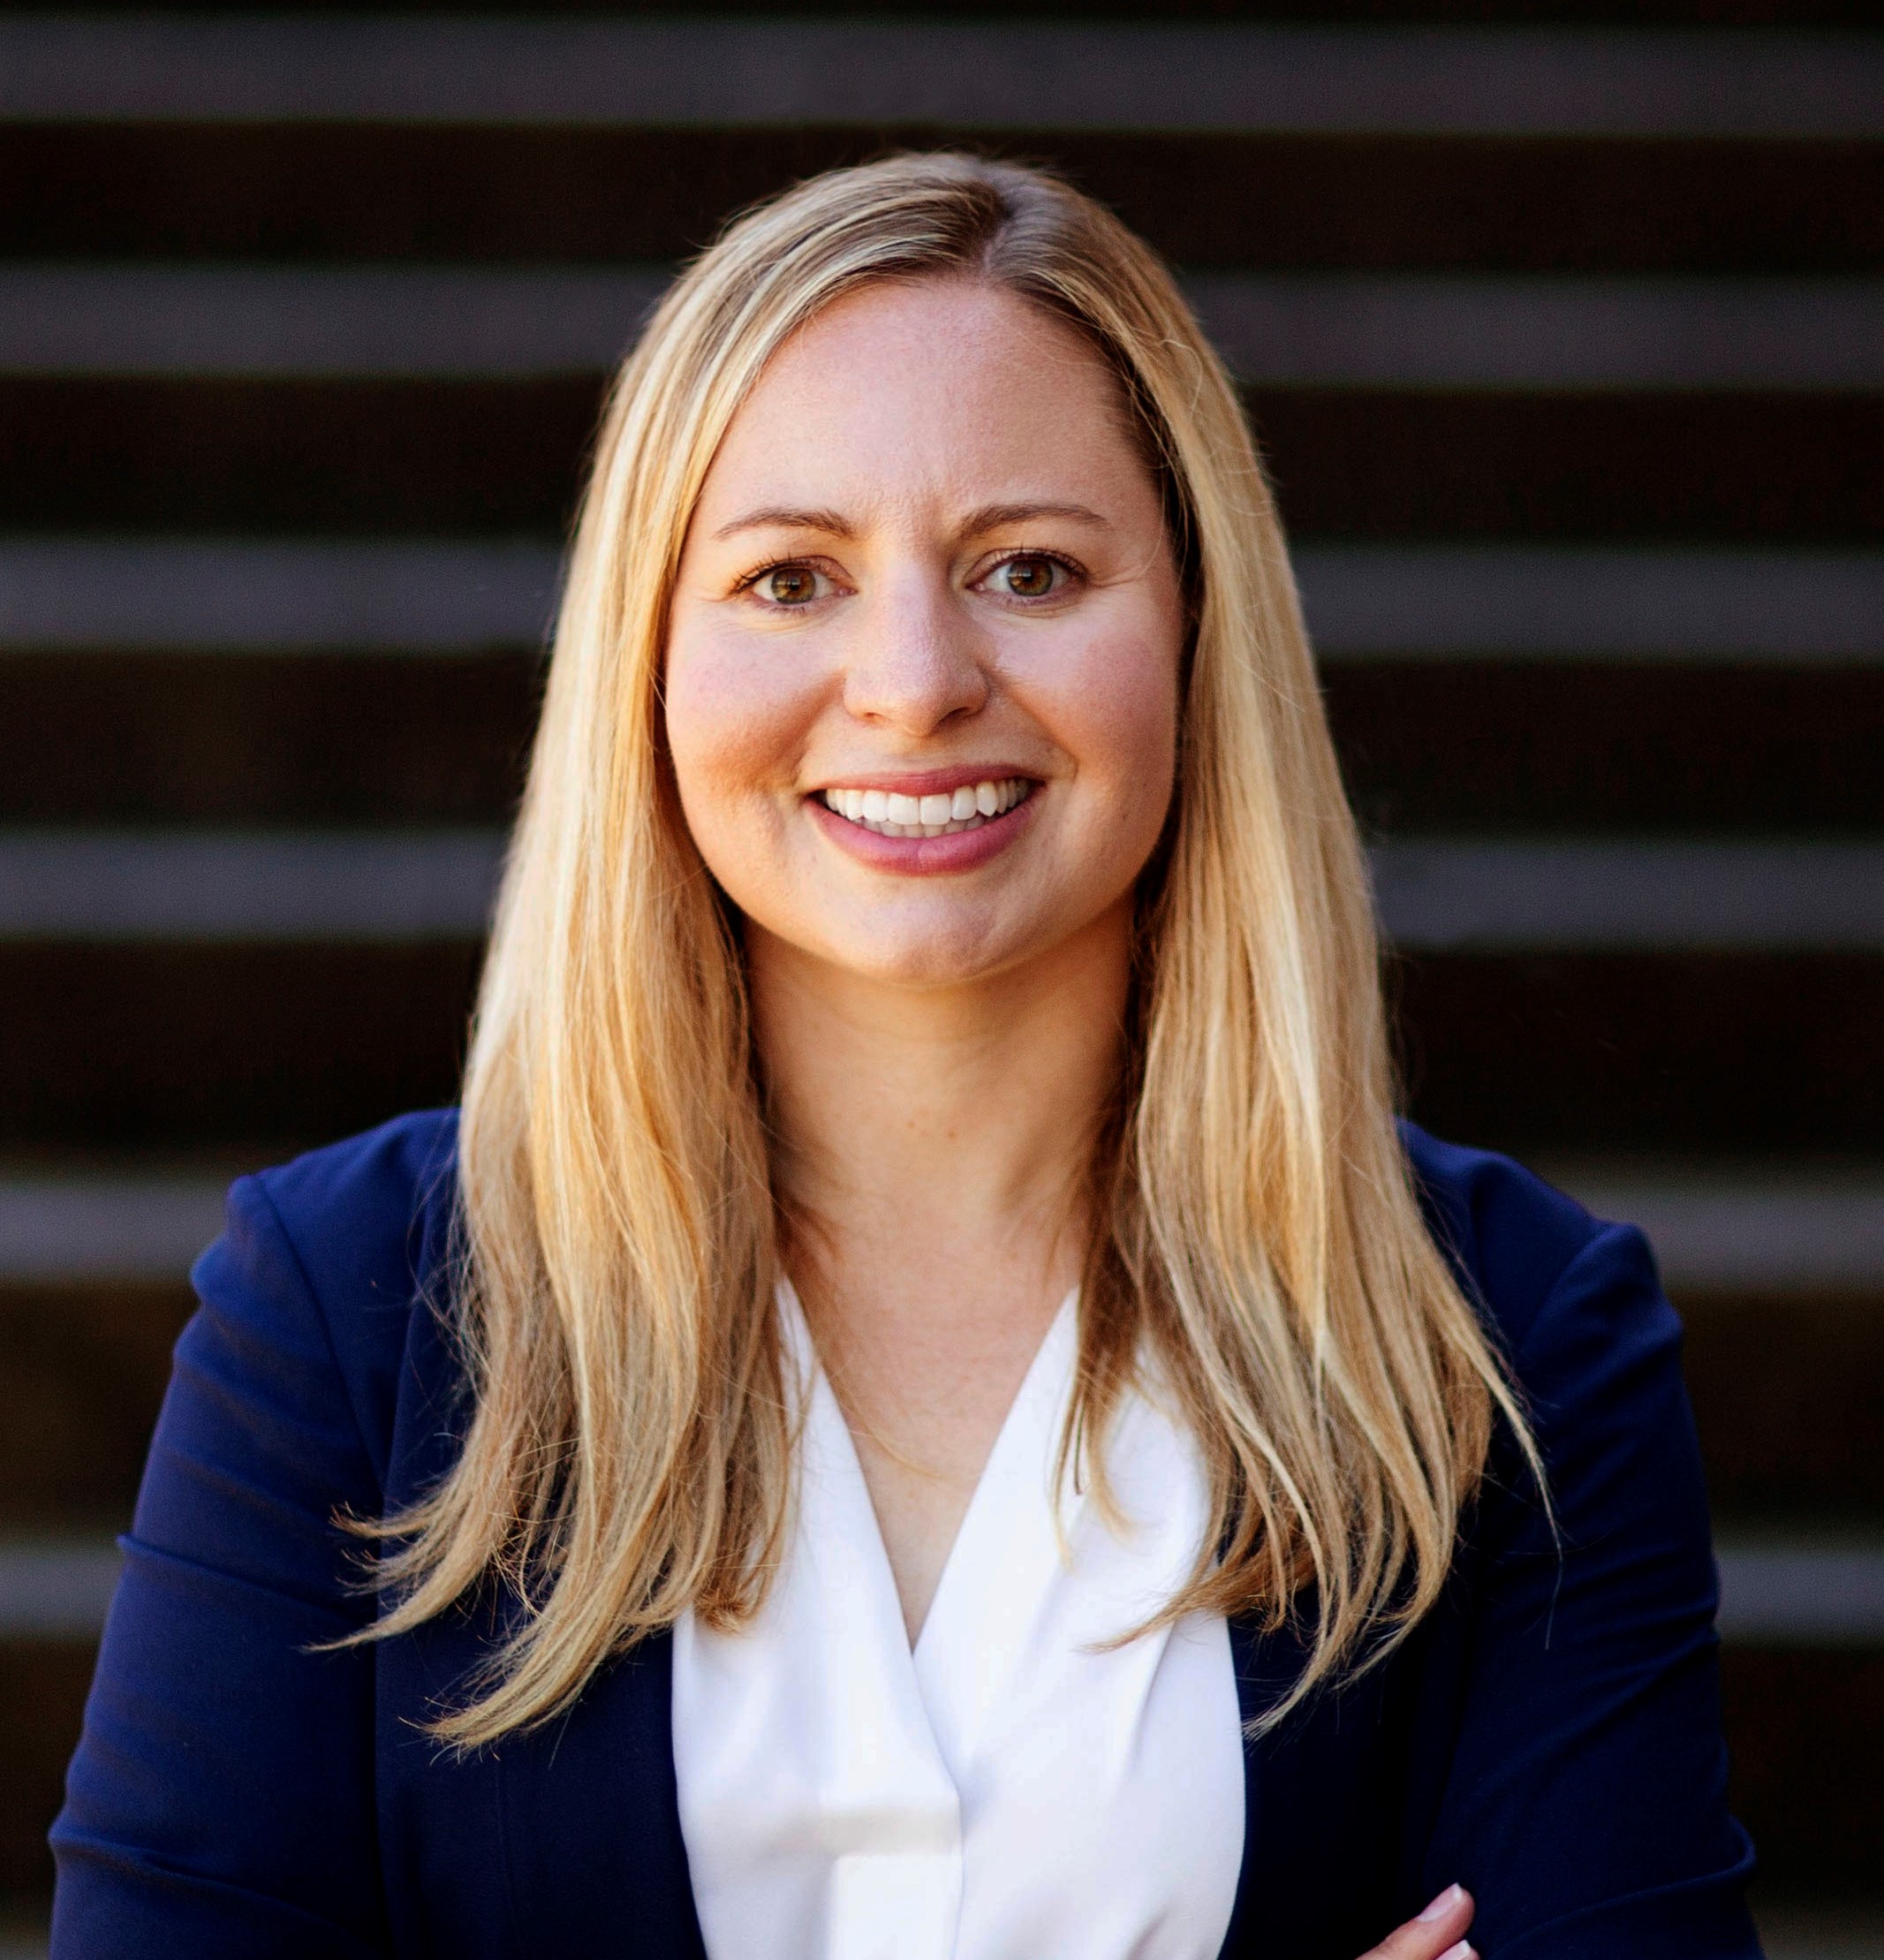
[1399,1120,1690,1486]
[1393,1154,1750,1949]
[1400,1121,1705,1575]
[186,1108,463,1496]
[238,1105,461,1316]
[1399,1118,1666,1366]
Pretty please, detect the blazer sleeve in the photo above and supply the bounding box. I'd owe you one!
[49,1172,392,1957]
[1419,1220,1761,1959]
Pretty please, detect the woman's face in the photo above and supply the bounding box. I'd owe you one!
[665,276,1185,989]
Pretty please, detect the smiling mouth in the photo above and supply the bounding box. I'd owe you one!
[816,776,1035,839]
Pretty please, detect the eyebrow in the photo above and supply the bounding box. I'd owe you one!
[959,501,1111,534]
[711,505,857,541]
[711,499,1110,543]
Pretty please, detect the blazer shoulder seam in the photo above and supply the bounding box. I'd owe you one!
[246,1172,384,1502]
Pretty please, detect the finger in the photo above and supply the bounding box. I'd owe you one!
[1358,1883,1476,1960]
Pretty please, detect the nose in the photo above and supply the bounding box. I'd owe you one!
[840,572,990,736]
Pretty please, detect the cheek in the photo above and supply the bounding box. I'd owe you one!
[662,618,818,822]
[1039,618,1181,836]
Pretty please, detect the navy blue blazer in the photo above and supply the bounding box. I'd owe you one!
[51,1109,1760,1958]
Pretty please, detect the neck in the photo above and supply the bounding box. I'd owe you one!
[748,903,1131,1312]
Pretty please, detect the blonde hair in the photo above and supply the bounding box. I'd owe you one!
[358,153,1540,1748]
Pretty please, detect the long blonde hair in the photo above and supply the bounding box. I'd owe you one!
[359,153,1540,1749]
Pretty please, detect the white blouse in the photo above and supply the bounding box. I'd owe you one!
[672,1288,1245,1960]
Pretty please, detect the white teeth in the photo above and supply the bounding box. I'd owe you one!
[818,776,1032,839]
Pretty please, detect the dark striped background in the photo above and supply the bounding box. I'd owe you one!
[1,6,1880,1952]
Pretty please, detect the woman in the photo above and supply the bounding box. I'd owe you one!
[52,155,1758,1958]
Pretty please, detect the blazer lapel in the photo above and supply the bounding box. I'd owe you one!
[1215,1616,1406,1960]
[496,1629,709,1960]
[384,1288,707,1960]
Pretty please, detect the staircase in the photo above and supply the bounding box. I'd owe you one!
[2,5,1880,1951]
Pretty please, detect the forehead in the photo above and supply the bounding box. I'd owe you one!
[696,277,1147,515]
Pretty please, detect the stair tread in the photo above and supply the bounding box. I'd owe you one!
[6,16,1880,138]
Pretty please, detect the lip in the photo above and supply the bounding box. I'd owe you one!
[807,777,1041,875]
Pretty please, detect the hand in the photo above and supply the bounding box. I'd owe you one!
[1357,1883,1476,1960]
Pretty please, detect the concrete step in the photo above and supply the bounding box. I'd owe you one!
[3,654,1882,834]
[0,653,536,829]
[0,1287,190,1533]
[1398,951,1884,1155]
[4,830,1884,951]
[10,124,1875,272]
[8,832,1884,952]
[1758,1910,1884,1960]
[9,266,1882,390]
[5,16,1879,139]
[8,537,1880,659]
[1328,662,1884,836]
[0,1637,95,1895]
[7,379,1878,544]
[1724,1645,1884,1896]
[1,941,1882,1155]
[1688,1302,1884,1525]
[0,943,475,1153]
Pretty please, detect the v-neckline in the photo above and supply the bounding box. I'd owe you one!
[781,1283,1081,1750]
[670,1285,1251,1960]
[906,1293,1081,1766]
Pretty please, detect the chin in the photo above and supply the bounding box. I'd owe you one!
[740,867,1131,993]
[824,924,1024,990]
[820,889,1124,992]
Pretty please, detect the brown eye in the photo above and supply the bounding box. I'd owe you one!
[995,556,1059,598]
[761,565,820,606]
